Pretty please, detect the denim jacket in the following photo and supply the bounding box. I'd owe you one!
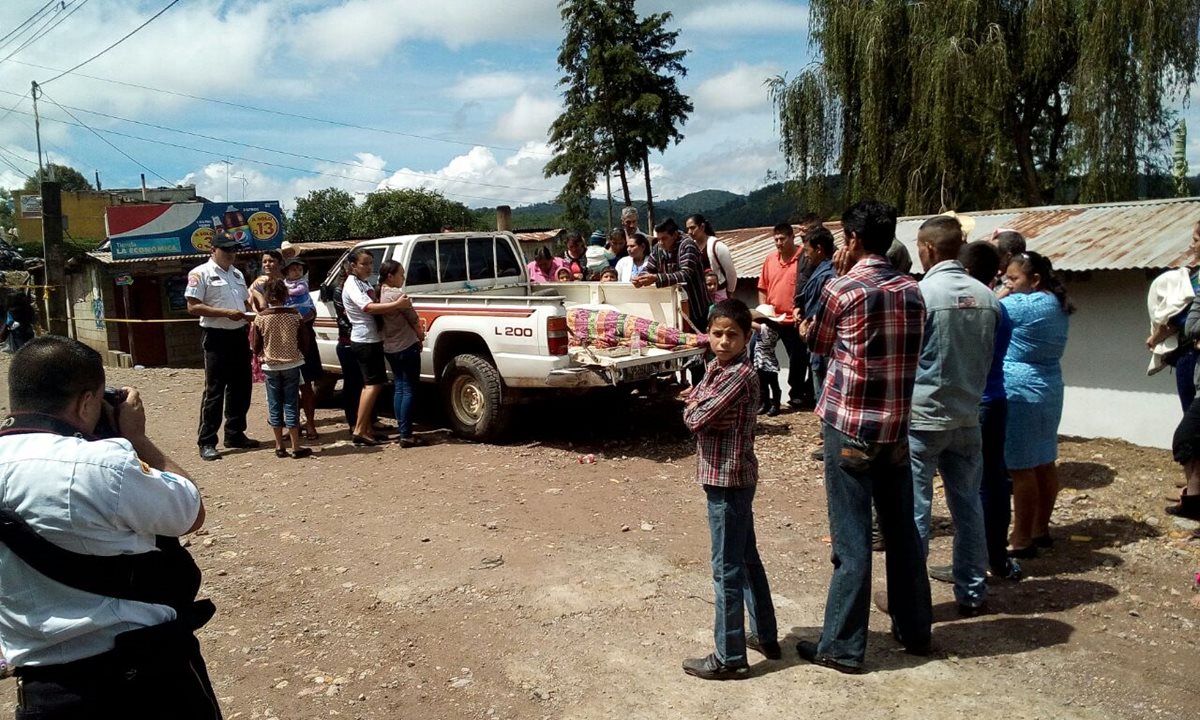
[911,260,999,431]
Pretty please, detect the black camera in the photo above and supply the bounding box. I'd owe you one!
[94,387,128,439]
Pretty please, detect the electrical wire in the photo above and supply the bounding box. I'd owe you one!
[4,58,554,158]
[37,89,172,185]
[1,1,90,65]
[0,1,58,51]
[40,0,175,85]
[1,104,540,205]
[0,1,65,57]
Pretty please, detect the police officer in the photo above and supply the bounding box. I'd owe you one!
[0,336,221,718]
[186,234,259,461]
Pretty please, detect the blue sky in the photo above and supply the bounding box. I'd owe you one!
[0,0,809,212]
[1,1,1197,215]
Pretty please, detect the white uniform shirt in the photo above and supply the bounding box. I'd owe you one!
[185,258,249,329]
[0,434,201,666]
[341,276,381,343]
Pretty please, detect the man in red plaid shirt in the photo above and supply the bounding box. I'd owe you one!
[798,199,932,673]
[680,299,778,680]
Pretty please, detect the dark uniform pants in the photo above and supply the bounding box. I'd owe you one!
[15,627,221,719]
[197,327,252,447]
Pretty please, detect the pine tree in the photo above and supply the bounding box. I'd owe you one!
[545,0,691,230]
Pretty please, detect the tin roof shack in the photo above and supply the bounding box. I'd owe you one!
[70,250,261,368]
[720,197,1200,450]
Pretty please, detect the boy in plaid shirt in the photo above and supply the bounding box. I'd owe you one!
[681,299,779,680]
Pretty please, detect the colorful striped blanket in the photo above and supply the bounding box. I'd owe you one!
[565,308,706,350]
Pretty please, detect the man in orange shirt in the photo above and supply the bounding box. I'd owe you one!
[758,222,813,408]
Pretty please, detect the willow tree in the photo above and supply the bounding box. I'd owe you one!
[546,0,691,229]
[769,0,1200,214]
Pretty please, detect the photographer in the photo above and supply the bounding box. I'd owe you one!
[0,336,221,718]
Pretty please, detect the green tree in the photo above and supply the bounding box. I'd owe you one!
[545,0,691,229]
[288,188,356,242]
[23,163,93,193]
[769,1,1200,215]
[350,188,478,238]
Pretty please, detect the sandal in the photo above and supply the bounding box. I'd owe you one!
[274,448,289,459]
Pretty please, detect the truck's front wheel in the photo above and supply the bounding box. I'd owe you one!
[442,353,509,441]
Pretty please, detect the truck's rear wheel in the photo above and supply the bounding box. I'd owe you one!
[442,353,509,441]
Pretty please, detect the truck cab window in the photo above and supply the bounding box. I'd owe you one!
[496,239,521,278]
[468,237,496,280]
[408,240,437,286]
[439,239,467,284]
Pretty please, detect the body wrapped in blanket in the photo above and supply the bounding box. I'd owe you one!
[566,308,707,350]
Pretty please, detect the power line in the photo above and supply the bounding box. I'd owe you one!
[0,1,58,50]
[3,57,554,158]
[0,1,65,57]
[40,0,176,85]
[7,92,577,196]
[37,88,172,185]
[1,104,535,205]
[1,1,89,64]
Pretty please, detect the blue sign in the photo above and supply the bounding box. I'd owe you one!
[107,201,285,259]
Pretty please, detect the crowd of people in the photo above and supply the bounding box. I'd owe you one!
[680,199,1078,679]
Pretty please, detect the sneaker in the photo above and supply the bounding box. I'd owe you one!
[199,445,220,461]
[681,653,749,680]
[746,635,782,660]
[291,447,313,459]
[224,435,261,449]
[928,564,954,584]
[796,640,863,674]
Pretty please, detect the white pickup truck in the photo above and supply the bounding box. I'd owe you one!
[313,231,705,440]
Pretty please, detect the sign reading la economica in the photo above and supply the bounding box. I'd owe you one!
[106,201,284,260]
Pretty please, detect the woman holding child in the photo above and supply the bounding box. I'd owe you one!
[379,260,426,447]
[341,248,409,446]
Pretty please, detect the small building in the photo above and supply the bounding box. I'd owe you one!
[67,240,358,368]
[13,186,198,245]
[719,197,1200,450]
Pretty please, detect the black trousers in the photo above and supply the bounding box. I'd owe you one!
[336,341,364,428]
[15,630,221,719]
[979,398,1012,573]
[776,324,813,404]
[197,327,252,447]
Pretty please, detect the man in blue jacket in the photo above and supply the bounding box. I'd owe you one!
[909,216,999,615]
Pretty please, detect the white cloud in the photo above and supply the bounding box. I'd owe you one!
[493,94,560,144]
[682,1,808,34]
[288,0,562,62]
[380,143,562,206]
[694,63,783,114]
[448,72,542,100]
[178,153,390,209]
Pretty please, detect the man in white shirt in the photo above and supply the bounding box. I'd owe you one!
[0,335,220,718]
[185,234,260,461]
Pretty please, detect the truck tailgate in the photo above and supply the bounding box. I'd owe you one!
[567,345,706,384]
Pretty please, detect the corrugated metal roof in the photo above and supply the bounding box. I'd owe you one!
[723,196,1200,278]
[86,249,261,265]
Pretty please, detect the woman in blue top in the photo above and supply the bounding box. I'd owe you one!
[998,252,1073,558]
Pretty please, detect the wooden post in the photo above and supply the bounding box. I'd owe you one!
[40,181,68,336]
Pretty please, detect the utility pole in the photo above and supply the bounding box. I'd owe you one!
[606,165,613,232]
[222,159,232,200]
[30,81,43,181]
[40,181,67,336]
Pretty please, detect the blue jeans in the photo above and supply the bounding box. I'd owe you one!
[819,424,931,666]
[979,398,1011,574]
[705,484,777,667]
[910,426,988,607]
[264,367,301,428]
[385,344,421,439]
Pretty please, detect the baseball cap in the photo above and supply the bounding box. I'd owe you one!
[211,233,241,250]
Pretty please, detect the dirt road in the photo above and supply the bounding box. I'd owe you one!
[1,360,1197,719]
